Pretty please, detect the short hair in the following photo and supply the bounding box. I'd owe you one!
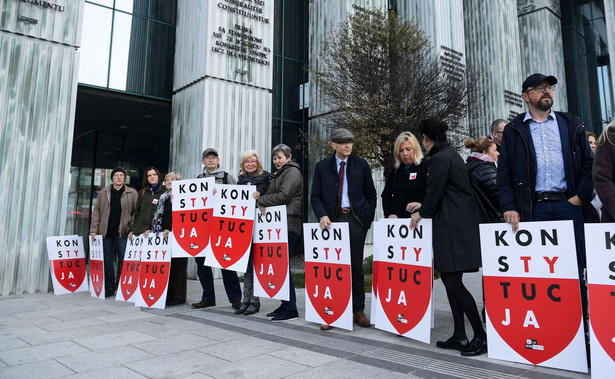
[465,136,495,154]
[165,172,182,181]
[392,131,423,168]
[490,119,507,134]
[272,143,292,158]
[239,150,264,176]
[141,167,162,189]
[419,118,448,142]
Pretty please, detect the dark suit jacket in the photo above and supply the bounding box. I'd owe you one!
[310,154,377,228]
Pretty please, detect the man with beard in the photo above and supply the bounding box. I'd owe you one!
[497,73,593,330]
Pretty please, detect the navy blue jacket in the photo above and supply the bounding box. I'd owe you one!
[497,111,594,220]
[310,154,377,228]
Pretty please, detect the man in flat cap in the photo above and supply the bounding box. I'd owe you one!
[310,128,377,330]
[497,73,593,324]
[191,148,242,310]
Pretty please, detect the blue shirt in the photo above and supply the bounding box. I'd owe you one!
[335,155,351,208]
[524,111,567,193]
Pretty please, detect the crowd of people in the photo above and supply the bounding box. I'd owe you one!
[88,73,615,359]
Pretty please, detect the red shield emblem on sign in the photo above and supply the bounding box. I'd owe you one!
[588,283,615,361]
[138,262,170,307]
[253,242,288,298]
[305,262,352,325]
[53,259,86,292]
[118,261,140,301]
[172,209,211,256]
[484,276,582,364]
[210,217,254,268]
[375,263,431,335]
[90,260,104,297]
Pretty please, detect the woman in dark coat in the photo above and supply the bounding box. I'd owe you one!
[381,131,427,218]
[257,144,303,322]
[129,167,166,238]
[150,172,187,306]
[465,136,501,223]
[234,150,272,316]
[409,118,487,356]
[593,120,615,222]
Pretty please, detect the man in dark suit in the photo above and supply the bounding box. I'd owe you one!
[310,128,377,330]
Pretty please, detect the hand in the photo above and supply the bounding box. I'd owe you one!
[319,216,332,230]
[406,202,422,214]
[568,195,582,206]
[410,212,421,229]
[163,230,170,239]
[90,233,96,241]
[212,188,217,195]
[128,232,133,240]
[503,210,520,233]
[258,205,266,215]
[388,214,398,219]
[143,230,150,238]
[253,191,260,200]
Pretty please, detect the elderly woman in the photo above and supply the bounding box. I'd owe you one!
[409,118,487,356]
[593,120,615,222]
[256,144,303,322]
[234,150,272,316]
[381,131,427,218]
[150,172,187,306]
[465,136,501,223]
[129,167,165,239]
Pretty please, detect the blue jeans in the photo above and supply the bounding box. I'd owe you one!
[103,233,127,292]
[280,232,298,312]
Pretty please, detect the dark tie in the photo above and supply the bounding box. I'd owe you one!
[338,161,345,213]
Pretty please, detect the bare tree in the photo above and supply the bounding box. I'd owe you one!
[310,8,476,176]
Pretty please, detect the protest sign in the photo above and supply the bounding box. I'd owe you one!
[584,223,615,376]
[89,235,104,299]
[253,205,289,300]
[134,233,172,309]
[480,221,587,373]
[172,178,215,257]
[370,221,382,326]
[205,184,256,272]
[46,236,88,295]
[304,223,353,331]
[116,235,143,302]
[373,219,433,343]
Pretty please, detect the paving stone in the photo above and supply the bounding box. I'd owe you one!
[204,354,309,379]
[40,317,108,332]
[73,330,157,350]
[0,358,75,378]
[18,327,98,346]
[0,336,30,352]
[197,336,284,361]
[131,333,218,356]
[134,318,205,339]
[95,310,158,323]
[0,340,90,366]
[64,364,148,379]
[124,349,227,378]
[284,358,410,379]
[56,344,154,373]
[266,346,340,367]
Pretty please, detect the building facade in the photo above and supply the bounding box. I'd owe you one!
[1,0,614,295]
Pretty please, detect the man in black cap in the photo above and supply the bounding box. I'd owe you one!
[90,167,138,297]
[497,73,593,320]
[310,128,377,330]
[191,148,242,310]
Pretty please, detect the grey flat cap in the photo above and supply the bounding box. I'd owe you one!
[330,128,354,143]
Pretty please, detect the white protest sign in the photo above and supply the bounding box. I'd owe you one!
[116,235,143,302]
[172,178,215,257]
[89,235,104,299]
[46,236,88,295]
[134,233,172,309]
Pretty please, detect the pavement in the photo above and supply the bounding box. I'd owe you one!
[0,261,592,378]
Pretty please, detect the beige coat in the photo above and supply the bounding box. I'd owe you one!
[90,185,138,237]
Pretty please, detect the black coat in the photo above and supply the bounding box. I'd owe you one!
[593,126,615,222]
[381,161,428,218]
[311,154,377,229]
[466,158,500,211]
[420,142,481,273]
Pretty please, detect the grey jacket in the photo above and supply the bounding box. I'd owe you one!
[257,161,303,236]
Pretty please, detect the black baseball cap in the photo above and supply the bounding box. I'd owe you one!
[522,73,557,93]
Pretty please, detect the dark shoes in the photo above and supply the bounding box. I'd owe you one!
[460,337,487,356]
[105,290,115,298]
[271,310,299,322]
[234,302,250,314]
[231,299,242,310]
[243,302,260,315]
[166,300,185,307]
[191,300,215,309]
[436,336,469,351]
[267,305,284,319]
[353,312,371,328]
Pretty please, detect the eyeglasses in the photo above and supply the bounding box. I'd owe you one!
[243,159,257,164]
[336,140,353,145]
[527,85,556,93]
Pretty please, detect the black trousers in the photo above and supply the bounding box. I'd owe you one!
[335,213,367,313]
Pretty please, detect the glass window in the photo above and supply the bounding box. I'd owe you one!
[149,0,177,24]
[114,0,136,14]
[144,21,176,98]
[109,12,146,91]
[86,0,114,7]
[283,0,306,60]
[283,59,306,122]
[79,3,113,87]
[272,55,283,118]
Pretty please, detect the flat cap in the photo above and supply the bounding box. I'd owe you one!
[202,148,218,158]
[330,128,354,143]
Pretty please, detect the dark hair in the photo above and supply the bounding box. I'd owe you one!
[490,119,507,133]
[141,167,162,194]
[419,118,448,142]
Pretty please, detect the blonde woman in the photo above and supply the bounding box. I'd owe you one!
[593,120,615,222]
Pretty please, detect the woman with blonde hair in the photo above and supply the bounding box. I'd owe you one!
[381,131,428,218]
[593,120,615,222]
[235,150,272,315]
